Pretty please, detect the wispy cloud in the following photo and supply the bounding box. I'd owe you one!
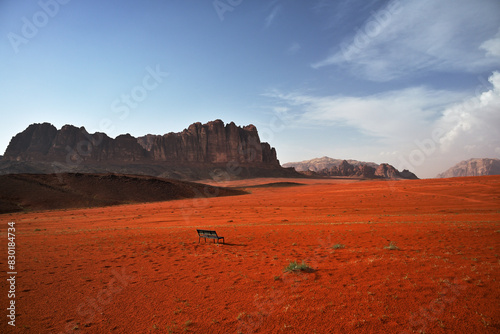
[286,42,301,55]
[481,28,500,58]
[266,71,500,177]
[265,4,281,28]
[266,87,463,143]
[312,0,500,81]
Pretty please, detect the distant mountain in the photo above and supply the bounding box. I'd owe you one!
[1,120,300,180]
[437,158,500,178]
[283,157,418,179]
[283,156,378,172]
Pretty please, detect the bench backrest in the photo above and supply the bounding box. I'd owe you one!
[197,229,218,237]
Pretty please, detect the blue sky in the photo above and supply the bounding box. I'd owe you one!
[1,0,499,178]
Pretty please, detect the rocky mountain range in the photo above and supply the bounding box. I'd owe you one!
[283,156,378,172]
[1,120,299,180]
[283,156,418,179]
[437,158,500,178]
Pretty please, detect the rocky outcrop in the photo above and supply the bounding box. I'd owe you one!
[437,158,500,178]
[375,163,399,178]
[135,121,278,166]
[357,164,377,178]
[5,124,151,164]
[399,169,419,179]
[283,156,378,172]
[285,157,417,179]
[4,123,58,161]
[322,160,375,178]
[2,120,292,180]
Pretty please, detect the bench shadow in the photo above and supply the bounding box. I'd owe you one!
[196,242,246,247]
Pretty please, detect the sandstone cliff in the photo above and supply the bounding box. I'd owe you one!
[135,121,278,166]
[2,120,294,180]
[4,123,148,163]
[437,158,500,178]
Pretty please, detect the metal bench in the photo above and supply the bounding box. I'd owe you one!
[197,229,224,244]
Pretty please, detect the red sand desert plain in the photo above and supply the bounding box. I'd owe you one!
[1,175,499,333]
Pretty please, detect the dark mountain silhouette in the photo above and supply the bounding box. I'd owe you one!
[1,120,299,180]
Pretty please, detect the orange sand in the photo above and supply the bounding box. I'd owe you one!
[1,176,499,333]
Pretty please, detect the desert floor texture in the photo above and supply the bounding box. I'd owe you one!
[1,176,499,333]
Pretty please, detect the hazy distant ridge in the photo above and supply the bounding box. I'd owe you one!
[283,156,417,179]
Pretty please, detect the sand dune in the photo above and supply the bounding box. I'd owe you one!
[0,173,246,214]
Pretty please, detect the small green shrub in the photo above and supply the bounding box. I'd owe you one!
[384,241,399,250]
[284,261,314,273]
[332,243,345,249]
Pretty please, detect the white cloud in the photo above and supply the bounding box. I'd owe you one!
[436,71,500,156]
[481,29,500,58]
[266,71,500,178]
[313,0,500,81]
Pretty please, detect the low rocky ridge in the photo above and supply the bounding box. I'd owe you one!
[0,173,247,214]
[283,157,418,179]
[1,120,299,180]
[437,158,500,178]
[283,156,378,172]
